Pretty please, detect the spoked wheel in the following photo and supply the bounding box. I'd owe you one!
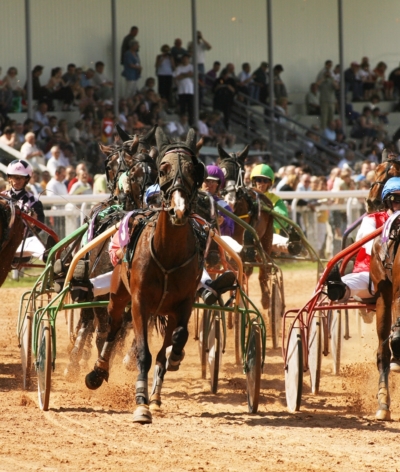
[308,314,322,394]
[330,309,342,375]
[246,321,262,413]
[208,311,222,394]
[234,310,242,366]
[37,319,52,411]
[268,276,284,349]
[285,322,303,412]
[20,299,34,390]
[198,310,208,379]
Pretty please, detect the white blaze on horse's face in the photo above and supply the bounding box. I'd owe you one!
[224,179,236,207]
[171,189,187,225]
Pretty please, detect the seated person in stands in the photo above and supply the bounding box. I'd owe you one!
[250,164,301,255]
[305,83,320,115]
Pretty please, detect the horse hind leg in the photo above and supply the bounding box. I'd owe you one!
[166,326,188,371]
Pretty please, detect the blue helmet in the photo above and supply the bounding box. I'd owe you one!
[382,177,400,201]
[145,184,160,203]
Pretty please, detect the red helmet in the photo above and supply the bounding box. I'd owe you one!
[7,159,33,177]
[206,165,225,189]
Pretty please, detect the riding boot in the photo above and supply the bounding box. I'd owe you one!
[287,227,303,256]
[197,271,237,305]
[326,263,349,302]
[242,230,256,262]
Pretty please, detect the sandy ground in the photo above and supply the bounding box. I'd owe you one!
[1,268,400,472]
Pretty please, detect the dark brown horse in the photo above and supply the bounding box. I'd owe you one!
[0,197,25,287]
[362,154,400,419]
[217,144,274,309]
[85,128,206,423]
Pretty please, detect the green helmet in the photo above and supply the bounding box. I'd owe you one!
[250,164,274,182]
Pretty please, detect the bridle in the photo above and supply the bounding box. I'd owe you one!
[219,155,245,194]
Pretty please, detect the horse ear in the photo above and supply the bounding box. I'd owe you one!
[116,124,131,143]
[155,127,170,155]
[149,146,158,160]
[217,143,230,160]
[237,145,250,164]
[141,125,157,147]
[99,143,110,155]
[186,128,197,152]
[129,135,140,154]
[196,137,204,154]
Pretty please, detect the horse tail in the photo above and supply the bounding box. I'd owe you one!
[149,315,167,337]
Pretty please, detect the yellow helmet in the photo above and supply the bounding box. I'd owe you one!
[250,164,274,182]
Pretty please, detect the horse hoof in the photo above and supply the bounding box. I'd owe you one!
[133,405,152,424]
[149,401,161,412]
[375,409,391,421]
[85,368,108,390]
[64,363,80,383]
[166,347,185,372]
[390,358,400,373]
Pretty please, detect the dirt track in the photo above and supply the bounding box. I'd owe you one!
[1,269,400,472]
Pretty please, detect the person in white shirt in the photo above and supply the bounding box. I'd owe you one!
[20,132,45,169]
[45,165,68,238]
[33,101,51,141]
[46,145,70,177]
[173,54,194,125]
[69,169,92,195]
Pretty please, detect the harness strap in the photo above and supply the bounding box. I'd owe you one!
[149,225,198,317]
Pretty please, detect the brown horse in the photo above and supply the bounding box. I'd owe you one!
[0,197,25,287]
[217,144,274,309]
[64,131,158,380]
[85,128,206,423]
[361,154,400,419]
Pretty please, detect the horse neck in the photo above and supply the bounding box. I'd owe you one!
[152,210,195,267]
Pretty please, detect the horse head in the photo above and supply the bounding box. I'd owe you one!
[156,127,204,225]
[217,143,249,207]
[366,150,400,213]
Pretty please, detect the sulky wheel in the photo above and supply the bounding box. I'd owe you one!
[308,314,322,394]
[37,319,52,411]
[208,311,222,394]
[330,309,342,375]
[20,299,34,391]
[246,321,262,413]
[198,309,208,379]
[285,322,303,412]
[268,275,284,350]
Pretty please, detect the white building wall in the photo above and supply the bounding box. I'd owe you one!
[0,0,400,98]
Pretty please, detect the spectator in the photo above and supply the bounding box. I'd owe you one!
[47,145,70,176]
[0,126,16,148]
[26,65,52,107]
[79,86,97,114]
[331,168,354,243]
[279,173,299,207]
[80,68,95,88]
[93,174,107,194]
[69,120,86,159]
[197,111,212,144]
[122,40,142,98]
[20,132,45,168]
[173,53,194,125]
[316,60,333,82]
[68,168,93,195]
[62,63,85,103]
[205,61,221,89]
[14,122,25,149]
[305,83,320,115]
[171,38,187,66]
[67,163,92,192]
[237,63,254,97]
[358,61,375,100]
[93,61,114,101]
[188,31,212,76]
[338,149,355,169]
[323,120,337,142]
[389,62,400,100]
[29,169,43,196]
[273,64,288,100]
[40,170,51,193]
[33,101,52,141]
[46,165,67,197]
[64,165,76,188]
[354,160,372,182]
[350,106,378,152]
[253,62,269,103]
[373,61,392,100]
[344,62,363,101]
[3,67,24,98]
[297,173,312,192]
[120,26,139,65]
[317,66,338,130]
[213,68,237,130]
[58,119,72,147]
[315,176,330,258]
[155,45,175,104]
[46,67,74,110]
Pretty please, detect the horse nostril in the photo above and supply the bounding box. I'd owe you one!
[169,208,175,216]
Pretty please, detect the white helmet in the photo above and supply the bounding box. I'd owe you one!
[7,159,33,177]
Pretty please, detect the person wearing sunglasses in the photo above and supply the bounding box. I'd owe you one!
[250,164,302,255]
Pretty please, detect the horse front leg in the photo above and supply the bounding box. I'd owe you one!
[149,301,191,412]
[375,288,392,420]
[85,266,130,391]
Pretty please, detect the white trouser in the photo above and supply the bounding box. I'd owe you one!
[15,236,45,260]
[90,267,213,298]
[342,271,374,299]
[125,80,138,98]
[272,233,289,254]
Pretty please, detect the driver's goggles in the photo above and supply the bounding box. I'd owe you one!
[387,194,400,204]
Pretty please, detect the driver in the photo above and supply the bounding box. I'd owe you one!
[250,164,302,255]
[1,159,50,260]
